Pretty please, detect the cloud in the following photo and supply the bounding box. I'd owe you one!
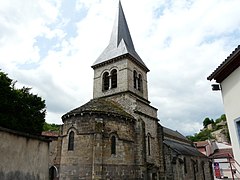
[0,0,239,135]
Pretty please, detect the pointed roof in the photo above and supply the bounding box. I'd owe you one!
[92,1,149,72]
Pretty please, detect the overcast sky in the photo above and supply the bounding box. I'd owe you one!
[1,0,240,135]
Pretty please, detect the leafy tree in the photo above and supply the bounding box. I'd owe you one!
[215,114,226,124]
[203,117,214,128]
[43,122,60,132]
[187,130,213,142]
[187,114,229,143]
[0,70,46,135]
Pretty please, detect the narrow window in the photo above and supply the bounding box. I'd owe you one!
[68,131,74,151]
[103,72,109,91]
[111,136,116,155]
[138,74,142,91]
[147,134,151,156]
[184,157,187,174]
[236,120,240,140]
[192,159,196,180]
[196,160,198,172]
[111,69,117,88]
[133,70,137,89]
[201,161,205,180]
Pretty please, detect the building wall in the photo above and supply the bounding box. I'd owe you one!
[221,66,240,167]
[106,94,165,179]
[59,113,141,180]
[0,127,49,180]
[48,135,62,179]
[164,145,213,180]
[93,58,148,100]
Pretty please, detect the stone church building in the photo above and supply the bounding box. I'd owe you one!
[47,2,213,180]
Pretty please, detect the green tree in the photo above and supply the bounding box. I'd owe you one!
[187,114,229,143]
[203,117,214,128]
[43,122,60,132]
[187,129,213,142]
[0,70,46,135]
[215,114,226,124]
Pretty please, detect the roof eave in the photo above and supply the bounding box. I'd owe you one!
[207,45,240,83]
[91,53,150,72]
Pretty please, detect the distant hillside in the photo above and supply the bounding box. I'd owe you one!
[42,122,61,132]
[186,114,230,143]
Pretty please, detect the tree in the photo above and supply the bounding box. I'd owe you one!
[215,114,226,124]
[186,129,213,142]
[43,122,60,132]
[0,70,46,135]
[203,117,214,128]
[187,114,229,143]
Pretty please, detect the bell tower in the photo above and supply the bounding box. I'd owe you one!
[91,1,150,102]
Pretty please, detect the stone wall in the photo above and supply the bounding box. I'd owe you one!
[0,127,50,180]
[164,144,213,180]
[106,93,164,179]
[93,57,148,100]
[59,113,142,179]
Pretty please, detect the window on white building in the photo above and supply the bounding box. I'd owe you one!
[236,119,240,143]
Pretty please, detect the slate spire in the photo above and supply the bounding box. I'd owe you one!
[92,1,149,72]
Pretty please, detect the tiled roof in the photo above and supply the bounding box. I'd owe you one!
[194,141,209,147]
[164,139,206,157]
[62,98,134,121]
[209,148,233,159]
[41,131,59,137]
[207,45,240,83]
[163,126,191,143]
[92,1,149,72]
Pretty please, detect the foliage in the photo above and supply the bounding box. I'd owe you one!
[187,114,229,142]
[187,129,213,142]
[43,122,60,132]
[203,117,214,128]
[215,114,226,124]
[0,70,46,135]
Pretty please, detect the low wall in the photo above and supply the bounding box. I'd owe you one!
[0,127,50,180]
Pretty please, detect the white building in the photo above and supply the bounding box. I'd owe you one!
[208,45,240,177]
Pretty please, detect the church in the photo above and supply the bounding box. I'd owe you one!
[47,2,213,180]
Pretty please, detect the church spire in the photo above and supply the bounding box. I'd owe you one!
[92,1,149,72]
[110,0,135,52]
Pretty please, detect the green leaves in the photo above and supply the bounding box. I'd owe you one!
[0,70,46,135]
[203,117,214,128]
[187,114,228,142]
[43,122,60,132]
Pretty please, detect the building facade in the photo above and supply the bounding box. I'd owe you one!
[208,45,240,177]
[47,2,213,180]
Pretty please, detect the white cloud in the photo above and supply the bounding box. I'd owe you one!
[0,0,239,135]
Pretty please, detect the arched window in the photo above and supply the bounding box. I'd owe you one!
[133,70,137,89]
[49,166,58,180]
[147,134,151,156]
[111,69,117,88]
[111,135,116,155]
[103,72,109,91]
[68,131,74,151]
[138,74,142,91]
